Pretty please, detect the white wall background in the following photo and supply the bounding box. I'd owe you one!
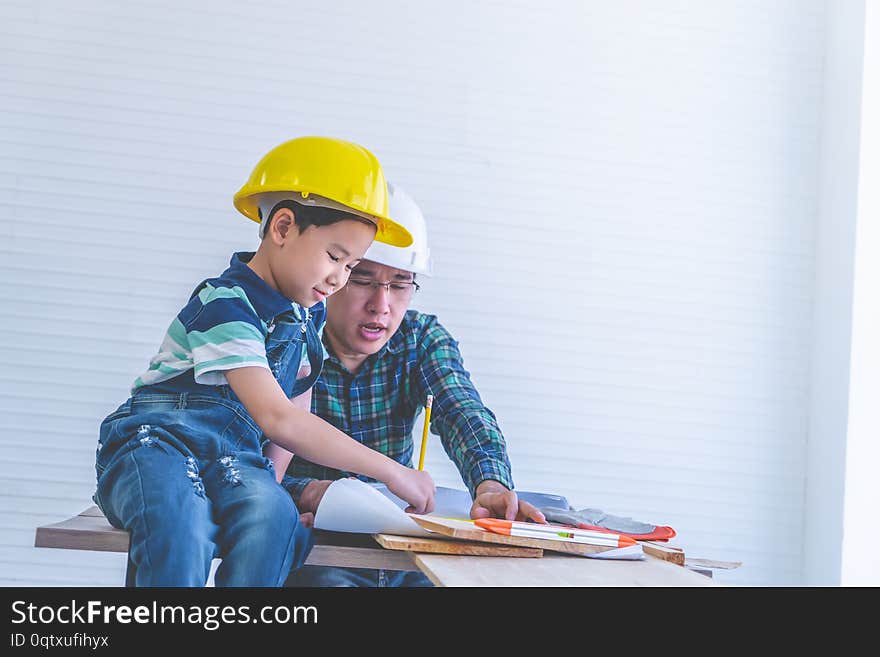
[0,0,869,586]
[840,0,879,587]
[803,0,867,586]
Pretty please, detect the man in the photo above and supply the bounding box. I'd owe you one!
[282,183,545,587]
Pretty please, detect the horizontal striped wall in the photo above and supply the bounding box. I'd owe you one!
[0,0,827,585]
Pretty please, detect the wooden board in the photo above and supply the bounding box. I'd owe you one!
[685,556,742,570]
[639,540,686,566]
[414,553,720,587]
[409,515,618,556]
[374,533,542,557]
[34,507,416,571]
[35,507,130,553]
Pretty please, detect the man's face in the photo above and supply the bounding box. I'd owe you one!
[324,260,417,358]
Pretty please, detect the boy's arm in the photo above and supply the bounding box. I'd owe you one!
[226,365,435,514]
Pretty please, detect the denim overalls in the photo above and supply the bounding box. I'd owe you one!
[94,271,323,587]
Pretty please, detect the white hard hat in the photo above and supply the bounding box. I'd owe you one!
[362,182,433,276]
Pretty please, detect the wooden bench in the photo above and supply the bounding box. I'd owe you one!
[35,506,418,578]
[35,507,731,586]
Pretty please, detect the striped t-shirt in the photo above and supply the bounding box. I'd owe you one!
[132,251,323,392]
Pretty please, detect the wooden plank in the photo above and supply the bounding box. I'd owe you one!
[374,533,542,557]
[685,556,742,570]
[80,506,105,517]
[410,515,617,556]
[35,511,129,553]
[414,553,721,587]
[306,544,415,570]
[34,508,417,571]
[639,540,685,566]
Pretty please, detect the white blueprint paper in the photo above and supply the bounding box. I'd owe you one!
[584,544,645,560]
[313,478,646,559]
[313,478,435,537]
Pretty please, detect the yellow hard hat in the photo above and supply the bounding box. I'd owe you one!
[233,136,413,247]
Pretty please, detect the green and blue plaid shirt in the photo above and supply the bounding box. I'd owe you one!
[282,310,514,501]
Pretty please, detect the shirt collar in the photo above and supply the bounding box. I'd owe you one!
[222,251,299,322]
[383,325,406,355]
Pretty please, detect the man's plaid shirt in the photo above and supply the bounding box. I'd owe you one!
[282,310,514,502]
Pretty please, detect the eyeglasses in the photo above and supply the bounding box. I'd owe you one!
[344,277,420,298]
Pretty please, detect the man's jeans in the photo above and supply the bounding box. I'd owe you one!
[285,565,434,587]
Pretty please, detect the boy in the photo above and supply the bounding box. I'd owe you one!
[93,137,435,586]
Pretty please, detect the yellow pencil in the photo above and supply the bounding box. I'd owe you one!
[417,394,433,470]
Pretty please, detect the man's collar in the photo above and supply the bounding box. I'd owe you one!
[383,326,406,355]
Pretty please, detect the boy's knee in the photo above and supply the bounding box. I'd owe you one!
[258,485,299,521]
[230,480,298,528]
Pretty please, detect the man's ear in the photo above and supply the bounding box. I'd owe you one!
[269,207,295,244]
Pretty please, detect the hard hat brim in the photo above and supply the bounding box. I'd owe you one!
[234,186,413,248]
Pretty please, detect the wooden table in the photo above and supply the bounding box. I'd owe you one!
[34,507,718,587]
[414,552,715,586]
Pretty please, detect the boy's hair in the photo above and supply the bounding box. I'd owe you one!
[260,200,377,239]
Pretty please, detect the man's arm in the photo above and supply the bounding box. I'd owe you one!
[287,315,540,520]
[413,315,543,521]
[296,479,334,514]
[414,316,514,496]
[280,477,333,528]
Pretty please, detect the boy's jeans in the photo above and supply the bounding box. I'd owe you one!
[95,393,314,587]
[95,310,321,586]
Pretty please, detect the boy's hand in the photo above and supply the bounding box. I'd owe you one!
[386,465,435,515]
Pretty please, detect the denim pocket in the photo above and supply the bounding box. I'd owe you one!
[177,395,263,453]
[96,400,132,476]
[266,339,305,387]
[265,316,307,391]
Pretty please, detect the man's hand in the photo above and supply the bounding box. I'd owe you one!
[298,479,334,515]
[470,480,547,523]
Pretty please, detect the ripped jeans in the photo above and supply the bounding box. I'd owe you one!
[94,385,313,587]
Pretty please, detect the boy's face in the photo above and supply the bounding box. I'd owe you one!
[267,209,376,307]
